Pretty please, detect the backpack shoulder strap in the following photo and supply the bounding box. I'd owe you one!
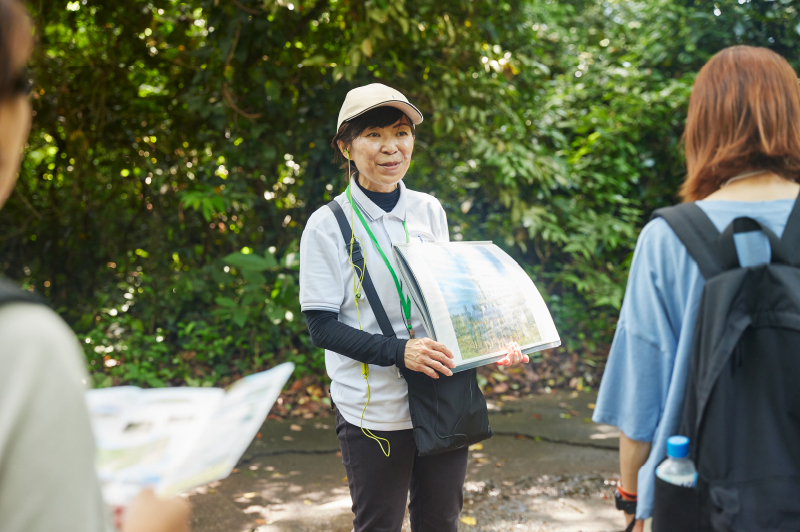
[0,278,44,307]
[327,200,396,338]
[780,194,800,267]
[650,203,723,279]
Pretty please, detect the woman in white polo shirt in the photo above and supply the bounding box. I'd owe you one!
[299,84,528,532]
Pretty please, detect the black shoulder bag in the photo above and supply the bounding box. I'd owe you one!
[327,200,493,456]
[0,278,44,307]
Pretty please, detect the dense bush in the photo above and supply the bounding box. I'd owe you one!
[3,0,799,389]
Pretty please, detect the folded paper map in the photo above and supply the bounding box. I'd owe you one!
[85,362,294,505]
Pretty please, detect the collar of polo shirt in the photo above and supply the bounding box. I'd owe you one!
[349,175,408,222]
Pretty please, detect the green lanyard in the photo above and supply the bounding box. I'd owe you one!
[346,184,413,335]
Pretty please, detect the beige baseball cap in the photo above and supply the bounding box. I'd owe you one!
[336,83,423,131]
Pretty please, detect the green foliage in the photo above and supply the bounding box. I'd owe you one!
[3,0,800,387]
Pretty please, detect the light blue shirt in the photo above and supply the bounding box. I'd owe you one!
[592,199,796,519]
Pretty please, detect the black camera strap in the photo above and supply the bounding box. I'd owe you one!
[0,278,45,307]
[327,200,396,338]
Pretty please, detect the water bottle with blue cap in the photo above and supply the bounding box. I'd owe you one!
[655,435,697,487]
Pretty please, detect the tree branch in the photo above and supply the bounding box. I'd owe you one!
[225,20,242,69]
[222,83,262,119]
[231,0,260,15]
[17,192,42,220]
[221,21,261,119]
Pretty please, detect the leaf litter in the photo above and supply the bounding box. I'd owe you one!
[266,349,606,419]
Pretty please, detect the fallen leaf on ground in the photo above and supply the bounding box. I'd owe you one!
[492,383,508,394]
[495,462,503,467]
[243,492,256,499]
[514,434,526,440]
[255,519,266,525]
[468,443,483,451]
[290,424,303,431]
[342,476,348,483]
[475,457,490,464]
[460,516,477,525]
[569,410,580,416]
[303,500,312,505]
[588,403,596,409]
[532,413,542,420]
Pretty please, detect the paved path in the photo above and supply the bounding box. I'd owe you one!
[188,390,624,532]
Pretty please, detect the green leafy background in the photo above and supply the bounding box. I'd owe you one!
[3,0,799,390]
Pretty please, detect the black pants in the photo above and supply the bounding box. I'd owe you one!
[335,409,469,532]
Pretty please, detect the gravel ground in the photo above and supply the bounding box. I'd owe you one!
[457,473,623,532]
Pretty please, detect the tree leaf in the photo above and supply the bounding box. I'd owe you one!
[214,297,237,308]
[224,252,272,271]
[232,308,248,328]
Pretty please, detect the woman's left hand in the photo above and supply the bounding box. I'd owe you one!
[496,341,528,366]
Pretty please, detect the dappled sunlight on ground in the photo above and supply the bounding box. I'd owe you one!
[188,456,356,531]
[589,425,621,440]
[190,392,622,532]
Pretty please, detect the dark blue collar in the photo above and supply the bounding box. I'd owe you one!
[355,176,401,213]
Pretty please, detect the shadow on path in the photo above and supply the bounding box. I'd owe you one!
[189,390,624,532]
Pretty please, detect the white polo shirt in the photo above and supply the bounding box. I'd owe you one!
[299,177,449,430]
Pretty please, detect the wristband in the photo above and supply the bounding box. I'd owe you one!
[617,484,637,501]
[615,488,637,514]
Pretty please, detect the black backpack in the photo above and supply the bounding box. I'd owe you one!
[0,278,43,307]
[650,199,800,531]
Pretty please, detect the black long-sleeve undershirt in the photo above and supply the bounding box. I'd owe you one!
[304,310,407,368]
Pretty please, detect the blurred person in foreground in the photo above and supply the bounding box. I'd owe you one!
[0,1,189,531]
[592,46,800,532]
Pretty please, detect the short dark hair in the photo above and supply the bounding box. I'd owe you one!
[330,106,416,175]
[0,0,32,101]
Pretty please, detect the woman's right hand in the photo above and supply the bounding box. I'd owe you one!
[404,338,455,378]
[121,488,190,532]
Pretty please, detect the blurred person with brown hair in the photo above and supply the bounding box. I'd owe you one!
[592,45,800,532]
[0,1,189,531]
